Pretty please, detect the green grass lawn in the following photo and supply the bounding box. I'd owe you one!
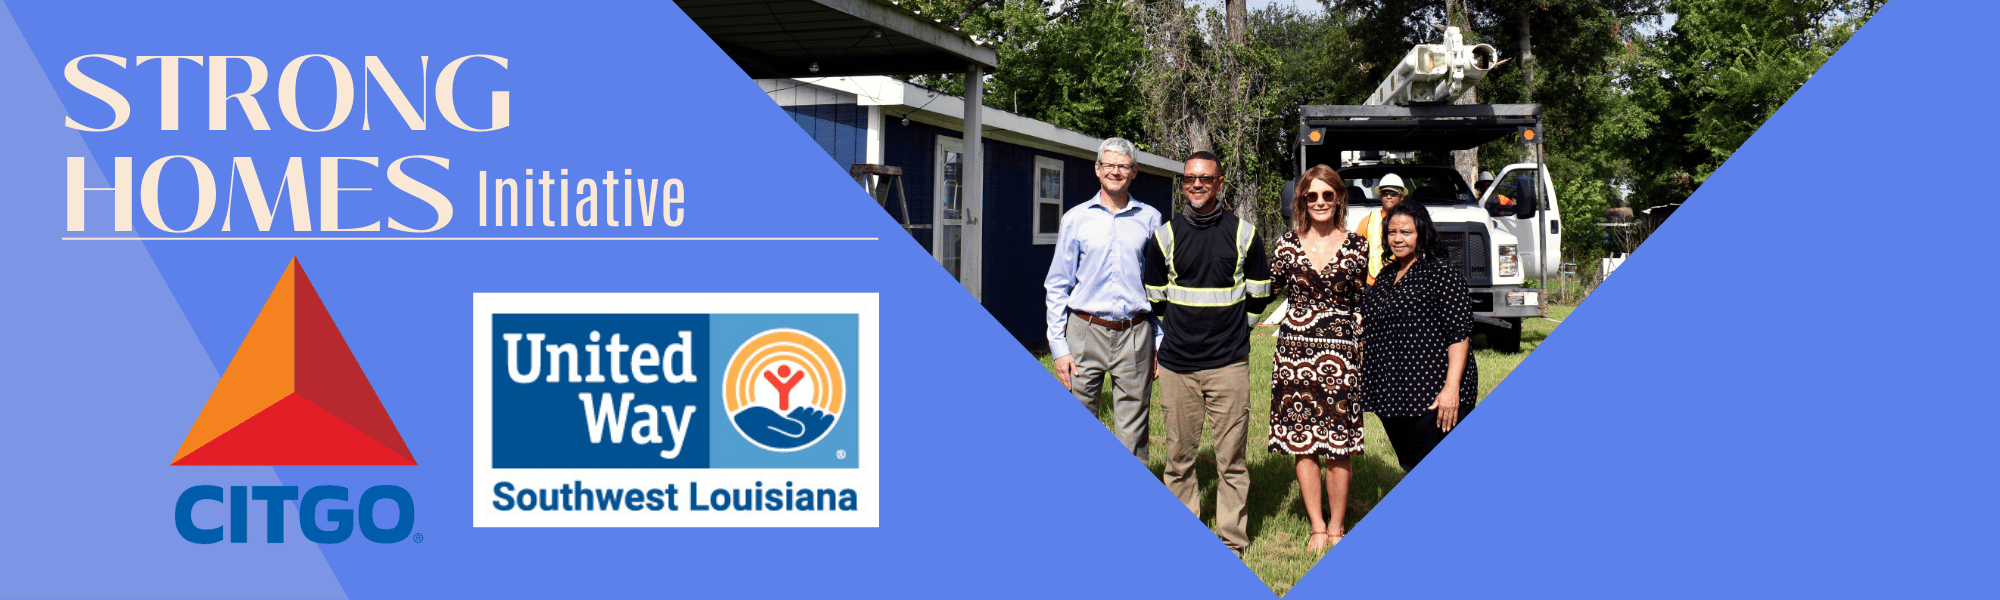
[1037,302,1572,595]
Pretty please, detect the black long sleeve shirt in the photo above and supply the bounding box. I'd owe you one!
[1143,212,1274,373]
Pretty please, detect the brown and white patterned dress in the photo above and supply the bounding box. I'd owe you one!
[1268,230,1368,457]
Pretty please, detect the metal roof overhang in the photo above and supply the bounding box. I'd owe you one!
[675,0,998,78]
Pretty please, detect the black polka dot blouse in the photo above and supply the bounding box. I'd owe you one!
[1359,255,1480,418]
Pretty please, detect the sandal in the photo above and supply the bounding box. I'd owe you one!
[1306,530,1330,553]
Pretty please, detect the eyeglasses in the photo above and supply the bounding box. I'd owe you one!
[1303,191,1341,203]
[1096,162,1135,174]
[1180,175,1220,184]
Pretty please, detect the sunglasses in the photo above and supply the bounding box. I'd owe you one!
[1303,191,1341,203]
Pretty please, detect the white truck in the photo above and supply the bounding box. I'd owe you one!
[1277,28,1562,352]
[1285,107,1562,353]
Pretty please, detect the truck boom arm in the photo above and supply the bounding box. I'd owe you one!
[1364,26,1504,106]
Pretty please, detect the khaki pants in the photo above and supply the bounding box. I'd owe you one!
[1065,313,1154,462]
[1159,360,1250,552]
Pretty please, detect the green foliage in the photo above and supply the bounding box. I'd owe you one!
[1133,4,1295,230]
[1304,0,1875,238]
[988,2,1147,139]
[898,1,1147,141]
[1621,0,1882,209]
[895,0,1876,271]
[1552,161,1610,265]
[1265,1,1664,241]
[1257,6,1372,121]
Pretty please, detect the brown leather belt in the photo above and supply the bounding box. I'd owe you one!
[1072,309,1149,331]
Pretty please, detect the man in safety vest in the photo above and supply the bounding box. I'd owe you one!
[1142,150,1272,558]
[1354,173,1408,285]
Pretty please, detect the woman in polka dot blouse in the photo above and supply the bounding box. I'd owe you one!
[1359,200,1479,473]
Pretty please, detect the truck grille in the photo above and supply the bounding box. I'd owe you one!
[1435,223,1492,286]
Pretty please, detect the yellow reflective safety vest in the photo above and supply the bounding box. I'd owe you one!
[1358,210,1389,286]
[1147,218,1269,307]
[1142,213,1274,372]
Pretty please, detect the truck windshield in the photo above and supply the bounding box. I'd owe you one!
[1338,168,1478,206]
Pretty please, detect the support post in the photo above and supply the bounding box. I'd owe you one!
[865,104,883,166]
[963,65,985,300]
[1536,123,1549,314]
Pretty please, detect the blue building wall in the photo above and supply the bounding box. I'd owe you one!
[978,141,1172,352]
[809,105,1174,350]
[783,104,868,172]
[881,116,946,251]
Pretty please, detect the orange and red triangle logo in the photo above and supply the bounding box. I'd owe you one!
[171,258,416,466]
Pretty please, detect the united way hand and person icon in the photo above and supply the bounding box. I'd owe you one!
[724,329,845,452]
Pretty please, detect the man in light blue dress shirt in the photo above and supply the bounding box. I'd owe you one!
[1044,137,1164,462]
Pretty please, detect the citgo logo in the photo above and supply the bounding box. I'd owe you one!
[473,293,879,528]
[724,329,845,452]
[171,258,416,544]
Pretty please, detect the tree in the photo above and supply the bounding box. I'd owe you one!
[1307,0,1663,264]
[1623,0,1882,211]
[1136,3,1292,228]
[898,1,1148,141]
[885,0,1879,265]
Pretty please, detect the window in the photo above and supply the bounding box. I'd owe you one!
[1032,156,1064,245]
[1338,166,1478,206]
[934,136,966,280]
[1489,169,1537,207]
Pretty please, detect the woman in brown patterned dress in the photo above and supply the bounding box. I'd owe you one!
[1269,164,1368,553]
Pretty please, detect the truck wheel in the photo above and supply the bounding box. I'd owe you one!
[1489,318,1523,354]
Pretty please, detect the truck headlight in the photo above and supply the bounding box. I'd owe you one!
[1498,244,1519,277]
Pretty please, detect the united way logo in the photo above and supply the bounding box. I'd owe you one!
[725,329,845,452]
[473,293,879,528]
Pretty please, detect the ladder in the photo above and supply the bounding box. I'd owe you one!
[849,164,927,238]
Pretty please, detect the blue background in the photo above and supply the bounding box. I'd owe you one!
[491,313,711,469]
[709,314,861,469]
[0,1,1993,599]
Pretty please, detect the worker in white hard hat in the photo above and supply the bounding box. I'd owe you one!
[1474,170,1496,197]
[1356,173,1407,285]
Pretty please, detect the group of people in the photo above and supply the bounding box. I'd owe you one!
[1043,138,1478,557]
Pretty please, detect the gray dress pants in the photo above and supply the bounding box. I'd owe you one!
[1065,313,1154,462]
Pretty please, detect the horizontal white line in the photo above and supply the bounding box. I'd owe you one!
[60,237,879,241]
